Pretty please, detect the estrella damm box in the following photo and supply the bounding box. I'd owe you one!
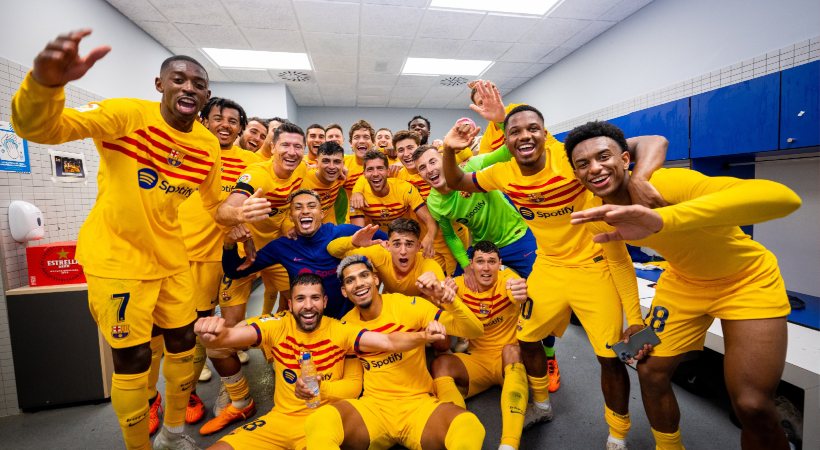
[26,241,86,287]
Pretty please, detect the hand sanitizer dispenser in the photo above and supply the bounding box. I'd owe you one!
[9,201,44,242]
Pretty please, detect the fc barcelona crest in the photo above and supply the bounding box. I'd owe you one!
[167,149,185,167]
[112,324,130,339]
[479,303,490,315]
[380,209,390,218]
[528,192,545,203]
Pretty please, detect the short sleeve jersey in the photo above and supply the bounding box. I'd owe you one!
[10,74,222,279]
[350,179,425,231]
[301,168,345,225]
[233,160,306,248]
[473,135,602,267]
[247,312,363,416]
[180,146,263,261]
[342,293,442,403]
[347,245,444,296]
[454,269,520,353]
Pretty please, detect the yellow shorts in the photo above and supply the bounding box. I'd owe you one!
[517,258,623,357]
[87,271,196,349]
[647,252,790,357]
[345,395,442,450]
[189,261,222,312]
[455,350,504,398]
[219,409,307,450]
[220,264,290,308]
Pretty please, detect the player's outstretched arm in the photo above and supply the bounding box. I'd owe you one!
[357,321,446,353]
[442,122,483,193]
[570,204,663,242]
[194,316,257,348]
[414,205,438,259]
[320,356,364,402]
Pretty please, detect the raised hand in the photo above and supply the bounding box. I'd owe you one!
[420,234,436,259]
[468,80,506,123]
[463,264,479,292]
[627,178,669,209]
[570,204,663,242]
[241,188,273,222]
[506,277,528,304]
[351,224,384,248]
[442,120,482,155]
[33,29,111,87]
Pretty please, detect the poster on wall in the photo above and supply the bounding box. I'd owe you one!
[0,121,31,173]
[48,149,87,183]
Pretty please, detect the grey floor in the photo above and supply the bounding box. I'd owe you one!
[0,285,742,449]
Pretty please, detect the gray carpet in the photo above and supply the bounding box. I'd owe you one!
[0,285,742,449]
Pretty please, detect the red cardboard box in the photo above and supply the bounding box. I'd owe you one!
[26,241,86,287]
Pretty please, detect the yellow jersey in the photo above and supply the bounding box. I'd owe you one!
[11,73,222,280]
[328,240,444,296]
[343,154,365,193]
[342,292,483,403]
[301,168,345,225]
[180,146,262,261]
[304,154,318,168]
[233,160,306,248]
[453,269,520,354]
[350,179,425,231]
[588,168,802,282]
[248,312,364,416]
[395,168,431,199]
[474,134,602,267]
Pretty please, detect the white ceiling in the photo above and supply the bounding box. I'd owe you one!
[105,0,654,108]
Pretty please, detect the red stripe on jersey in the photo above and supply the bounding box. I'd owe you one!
[222,162,250,169]
[462,292,502,303]
[508,176,565,190]
[272,352,299,370]
[119,136,210,176]
[485,300,513,319]
[147,126,210,157]
[285,336,331,350]
[280,341,337,359]
[223,169,242,176]
[133,130,211,168]
[314,348,347,369]
[509,185,586,209]
[491,135,505,148]
[372,322,397,333]
[221,156,246,163]
[103,142,206,184]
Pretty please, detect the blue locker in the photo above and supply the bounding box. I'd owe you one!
[609,99,690,160]
[781,61,820,149]
[691,72,780,157]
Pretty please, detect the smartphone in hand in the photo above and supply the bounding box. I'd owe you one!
[612,327,661,362]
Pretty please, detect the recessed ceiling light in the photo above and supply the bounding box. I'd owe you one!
[430,0,561,16]
[201,48,311,70]
[402,57,493,76]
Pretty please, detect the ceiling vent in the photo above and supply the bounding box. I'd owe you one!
[440,76,469,87]
[277,71,311,82]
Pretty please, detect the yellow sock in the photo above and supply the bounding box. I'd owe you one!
[605,404,631,440]
[162,348,195,428]
[444,412,485,450]
[111,370,151,450]
[146,335,163,399]
[527,372,550,404]
[191,337,207,390]
[433,376,466,408]
[500,363,528,448]
[651,427,685,450]
[223,372,251,407]
[305,405,345,449]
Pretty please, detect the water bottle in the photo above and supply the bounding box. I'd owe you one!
[300,352,321,408]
